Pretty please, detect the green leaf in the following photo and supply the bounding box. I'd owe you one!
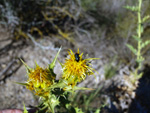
[73,86,94,91]
[126,44,137,55]
[23,103,28,113]
[104,64,116,80]
[140,26,144,34]
[48,79,67,89]
[48,47,61,78]
[14,82,28,86]
[137,72,143,79]
[75,107,84,113]
[95,109,100,113]
[124,5,138,11]
[136,57,144,63]
[57,60,63,68]
[142,15,150,23]
[49,47,61,69]
[49,95,60,113]
[20,59,32,73]
[63,85,94,92]
[141,40,150,48]
[132,35,140,41]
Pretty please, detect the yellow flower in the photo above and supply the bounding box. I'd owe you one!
[26,64,55,97]
[62,49,96,86]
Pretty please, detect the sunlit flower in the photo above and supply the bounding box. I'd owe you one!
[62,49,96,86]
[26,63,55,97]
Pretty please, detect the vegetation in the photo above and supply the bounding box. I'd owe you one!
[125,0,150,83]
[18,49,99,113]
[0,0,81,40]
[0,0,150,113]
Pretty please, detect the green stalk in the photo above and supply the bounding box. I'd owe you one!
[137,0,142,69]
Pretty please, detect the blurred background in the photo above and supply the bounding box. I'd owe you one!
[0,0,150,112]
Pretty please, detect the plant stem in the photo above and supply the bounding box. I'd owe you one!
[137,0,142,69]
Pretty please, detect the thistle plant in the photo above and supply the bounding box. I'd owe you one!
[17,48,98,113]
[62,49,97,86]
[125,0,150,82]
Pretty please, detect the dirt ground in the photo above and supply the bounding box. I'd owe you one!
[0,26,150,113]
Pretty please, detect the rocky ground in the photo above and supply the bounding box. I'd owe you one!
[0,26,150,113]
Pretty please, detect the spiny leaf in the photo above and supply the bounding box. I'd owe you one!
[141,40,150,48]
[126,44,137,55]
[57,60,63,68]
[48,79,67,89]
[49,47,61,69]
[124,5,138,11]
[63,85,94,93]
[14,82,29,86]
[20,59,32,73]
[49,47,61,78]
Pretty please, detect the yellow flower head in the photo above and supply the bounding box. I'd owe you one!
[62,49,96,86]
[26,63,55,97]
